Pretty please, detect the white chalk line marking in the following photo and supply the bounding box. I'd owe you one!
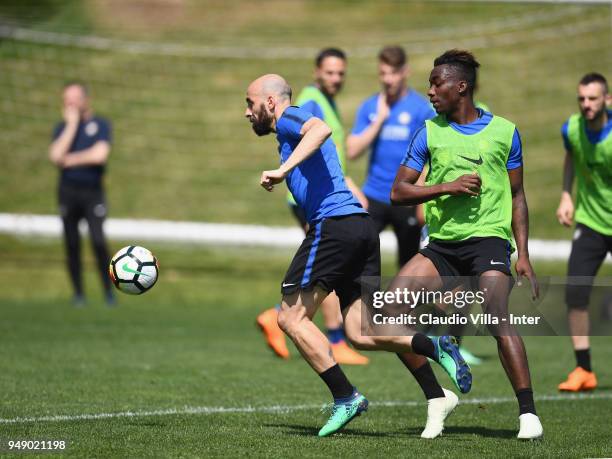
[1,392,610,425]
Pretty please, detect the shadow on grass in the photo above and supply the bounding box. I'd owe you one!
[264,423,401,438]
[407,425,517,439]
[266,422,520,440]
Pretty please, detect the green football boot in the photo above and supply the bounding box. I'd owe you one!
[432,335,472,394]
[318,392,368,437]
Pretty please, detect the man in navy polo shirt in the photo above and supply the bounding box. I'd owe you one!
[49,81,114,306]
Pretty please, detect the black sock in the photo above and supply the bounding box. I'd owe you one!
[412,333,436,360]
[407,360,445,400]
[575,349,592,372]
[516,388,536,415]
[319,364,354,400]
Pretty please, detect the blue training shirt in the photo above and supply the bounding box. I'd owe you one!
[275,106,365,224]
[403,110,523,172]
[561,109,612,151]
[351,90,435,203]
[52,116,111,188]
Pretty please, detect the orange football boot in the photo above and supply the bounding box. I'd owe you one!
[331,340,369,365]
[558,367,598,392]
[256,308,289,359]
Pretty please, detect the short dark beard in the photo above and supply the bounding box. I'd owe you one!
[251,104,273,136]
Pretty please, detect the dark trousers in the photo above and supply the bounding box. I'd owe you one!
[58,183,112,296]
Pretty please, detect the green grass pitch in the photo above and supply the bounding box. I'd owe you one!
[1,235,611,457]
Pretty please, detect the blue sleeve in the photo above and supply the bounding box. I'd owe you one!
[98,119,112,143]
[561,121,571,153]
[299,100,324,119]
[402,125,430,172]
[277,108,313,139]
[351,100,372,135]
[506,128,523,170]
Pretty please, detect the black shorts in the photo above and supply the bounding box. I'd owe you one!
[566,223,612,308]
[367,197,421,267]
[281,213,381,309]
[421,237,513,279]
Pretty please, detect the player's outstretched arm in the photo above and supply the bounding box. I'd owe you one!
[260,117,332,191]
[390,166,481,206]
[509,166,539,299]
[556,150,575,227]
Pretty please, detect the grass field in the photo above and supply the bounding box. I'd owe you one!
[1,1,611,238]
[1,2,611,456]
[1,234,612,457]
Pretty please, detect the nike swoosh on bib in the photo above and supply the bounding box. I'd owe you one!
[459,154,483,165]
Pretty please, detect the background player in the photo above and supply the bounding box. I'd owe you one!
[245,73,471,438]
[257,48,369,365]
[347,45,434,268]
[391,49,543,439]
[48,81,115,307]
[556,72,611,392]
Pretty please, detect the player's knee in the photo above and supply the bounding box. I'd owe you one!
[344,327,361,347]
[277,306,304,336]
[344,328,373,350]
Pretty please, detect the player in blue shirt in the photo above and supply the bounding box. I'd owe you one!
[245,73,471,438]
[347,46,435,268]
[257,48,370,365]
[49,81,115,306]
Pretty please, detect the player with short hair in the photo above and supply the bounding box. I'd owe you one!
[49,81,115,306]
[257,47,370,365]
[556,72,611,392]
[391,49,543,439]
[245,74,471,438]
[347,45,434,267]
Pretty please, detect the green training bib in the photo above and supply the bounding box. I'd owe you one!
[566,113,612,236]
[424,114,516,247]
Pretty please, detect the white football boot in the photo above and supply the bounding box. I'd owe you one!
[421,388,459,439]
[517,413,543,440]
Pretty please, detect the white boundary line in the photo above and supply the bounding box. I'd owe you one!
[2,212,611,262]
[1,392,610,425]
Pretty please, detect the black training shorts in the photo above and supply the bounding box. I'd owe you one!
[420,236,513,278]
[281,214,381,309]
[566,223,612,308]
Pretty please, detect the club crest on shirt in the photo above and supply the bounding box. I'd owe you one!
[398,112,411,125]
[85,121,98,137]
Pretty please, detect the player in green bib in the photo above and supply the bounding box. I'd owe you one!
[556,73,612,393]
[256,48,370,366]
[391,49,543,439]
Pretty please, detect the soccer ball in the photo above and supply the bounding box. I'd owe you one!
[109,246,159,295]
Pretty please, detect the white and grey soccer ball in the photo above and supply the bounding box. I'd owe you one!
[109,246,159,295]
